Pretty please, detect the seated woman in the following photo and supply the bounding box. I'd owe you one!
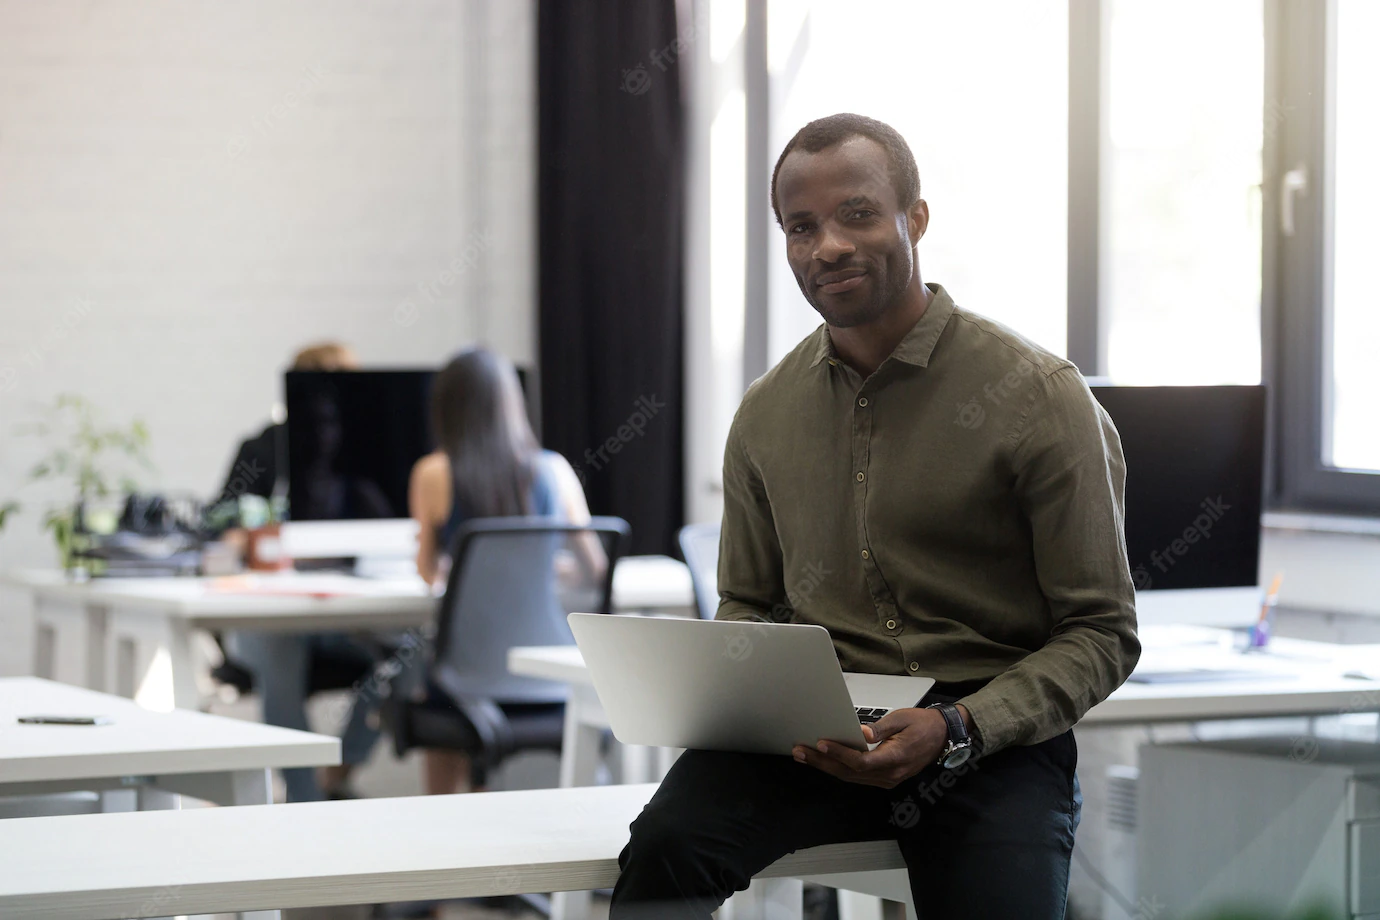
[409,347,599,794]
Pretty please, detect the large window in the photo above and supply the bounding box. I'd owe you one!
[1102,0,1264,385]
[765,0,1069,364]
[1327,0,1380,473]
[689,0,1380,520]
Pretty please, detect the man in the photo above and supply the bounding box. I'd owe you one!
[214,341,383,803]
[610,113,1141,917]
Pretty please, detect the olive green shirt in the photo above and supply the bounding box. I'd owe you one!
[715,283,1141,756]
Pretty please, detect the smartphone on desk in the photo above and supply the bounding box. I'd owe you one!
[18,715,112,726]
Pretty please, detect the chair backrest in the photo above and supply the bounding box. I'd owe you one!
[678,521,721,620]
[432,516,630,704]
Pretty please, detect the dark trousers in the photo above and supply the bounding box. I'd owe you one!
[610,720,1081,919]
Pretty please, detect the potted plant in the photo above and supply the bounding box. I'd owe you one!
[2,394,153,574]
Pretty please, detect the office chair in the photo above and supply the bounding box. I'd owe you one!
[677,520,721,620]
[381,516,630,787]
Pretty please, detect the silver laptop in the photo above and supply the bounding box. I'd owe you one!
[567,613,935,757]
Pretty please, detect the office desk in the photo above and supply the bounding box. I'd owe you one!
[509,626,1380,920]
[509,624,1380,789]
[511,628,1379,736]
[0,676,338,806]
[6,555,693,710]
[0,680,335,920]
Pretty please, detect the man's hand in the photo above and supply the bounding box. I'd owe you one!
[791,704,972,789]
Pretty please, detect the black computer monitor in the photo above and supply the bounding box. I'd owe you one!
[1089,384,1267,625]
[285,366,535,523]
[285,370,436,521]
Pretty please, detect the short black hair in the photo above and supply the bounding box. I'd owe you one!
[770,113,921,229]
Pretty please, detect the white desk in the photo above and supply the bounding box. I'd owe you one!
[509,625,1380,920]
[0,677,338,803]
[0,783,902,920]
[5,555,694,710]
[511,626,1380,751]
[0,677,339,920]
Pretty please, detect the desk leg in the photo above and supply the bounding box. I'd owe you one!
[137,786,181,811]
[31,595,104,689]
[620,743,656,785]
[553,685,607,920]
[558,683,605,788]
[101,788,137,812]
[106,608,200,710]
[229,769,273,806]
[655,745,683,779]
[721,878,803,920]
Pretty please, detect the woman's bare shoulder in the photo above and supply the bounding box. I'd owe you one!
[410,450,451,520]
[413,450,450,480]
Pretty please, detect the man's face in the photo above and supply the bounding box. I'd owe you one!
[776,136,924,328]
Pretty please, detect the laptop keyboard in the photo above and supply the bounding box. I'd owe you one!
[855,707,889,724]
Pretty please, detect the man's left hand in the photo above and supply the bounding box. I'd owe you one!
[792,704,969,789]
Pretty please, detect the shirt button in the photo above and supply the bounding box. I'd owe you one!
[828,359,838,367]
[858,397,868,407]
[886,619,897,630]
[855,471,865,482]
[861,549,870,560]
[909,661,920,672]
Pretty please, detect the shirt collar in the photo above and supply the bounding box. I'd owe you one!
[810,283,956,369]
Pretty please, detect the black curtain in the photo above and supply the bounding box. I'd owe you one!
[537,0,685,556]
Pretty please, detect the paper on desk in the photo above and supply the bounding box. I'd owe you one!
[206,573,427,598]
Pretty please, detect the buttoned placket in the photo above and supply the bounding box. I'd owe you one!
[828,359,908,665]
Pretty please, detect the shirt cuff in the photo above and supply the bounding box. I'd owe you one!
[956,691,1013,758]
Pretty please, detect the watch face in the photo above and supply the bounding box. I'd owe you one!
[943,745,973,769]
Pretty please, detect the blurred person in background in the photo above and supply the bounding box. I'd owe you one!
[408,346,601,794]
[208,341,360,525]
[218,341,386,802]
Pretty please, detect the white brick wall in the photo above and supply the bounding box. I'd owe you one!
[0,0,535,674]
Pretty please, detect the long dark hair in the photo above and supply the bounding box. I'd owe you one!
[430,348,539,518]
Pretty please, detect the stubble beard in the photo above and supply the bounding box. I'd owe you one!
[803,258,910,329]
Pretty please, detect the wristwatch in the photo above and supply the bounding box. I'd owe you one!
[926,702,975,768]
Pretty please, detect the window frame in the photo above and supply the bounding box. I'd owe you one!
[1066,0,1380,516]
[1266,0,1380,515]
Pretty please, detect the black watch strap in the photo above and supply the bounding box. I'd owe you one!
[927,702,969,744]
